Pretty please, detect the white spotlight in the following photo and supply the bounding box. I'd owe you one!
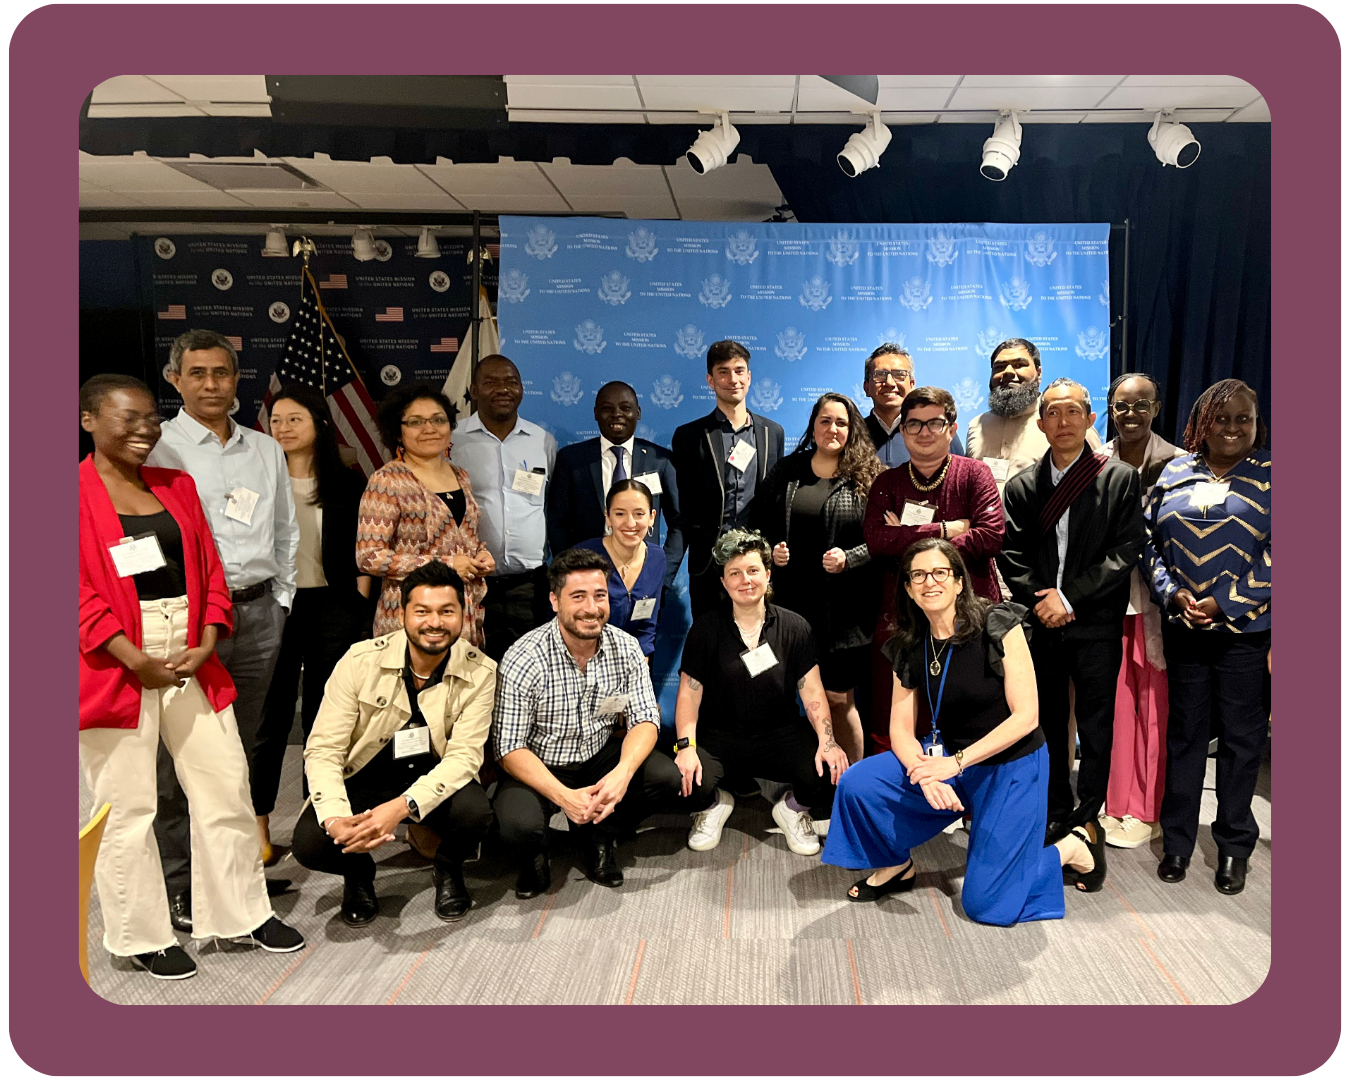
[262,227,289,258]
[415,227,441,259]
[351,227,377,262]
[837,112,892,177]
[686,111,740,175]
[1148,112,1201,168]
[980,111,1023,181]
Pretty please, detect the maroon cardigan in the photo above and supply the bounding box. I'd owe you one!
[79,455,236,730]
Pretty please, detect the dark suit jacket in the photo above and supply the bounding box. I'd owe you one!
[997,449,1143,640]
[670,407,785,578]
[546,438,683,587]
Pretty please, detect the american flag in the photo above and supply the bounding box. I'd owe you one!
[158,304,186,320]
[374,306,404,322]
[225,335,243,351]
[258,266,387,478]
[318,273,348,289]
[429,336,460,353]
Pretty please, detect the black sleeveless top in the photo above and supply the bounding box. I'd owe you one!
[116,510,187,601]
[437,489,466,527]
[889,602,1044,766]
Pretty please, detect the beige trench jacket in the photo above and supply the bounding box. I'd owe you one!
[304,630,496,823]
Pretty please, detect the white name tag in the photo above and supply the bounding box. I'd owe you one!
[1190,481,1230,510]
[633,471,662,495]
[983,457,1011,483]
[224,486,260,525]
[900,500,937,526]
[598,693,630,715]
[727,440,756,473]
[741,642,779,678]
[926,742,946,758]
[511,469,546,496]
[393,724,431,759]
[631,596,657,621]
[109,533,168,578]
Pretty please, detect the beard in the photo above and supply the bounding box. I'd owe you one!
[988,377,1041,417]
[560,611,606,640]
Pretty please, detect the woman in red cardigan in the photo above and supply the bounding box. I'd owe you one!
[79,374,303,981]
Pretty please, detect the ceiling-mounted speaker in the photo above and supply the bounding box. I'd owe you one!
[821,75,880,106]
[265,76,507,130]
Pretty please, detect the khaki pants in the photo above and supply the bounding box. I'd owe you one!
[79,597,273,956]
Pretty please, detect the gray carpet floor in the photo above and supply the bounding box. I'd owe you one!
[80,744,1270,1005]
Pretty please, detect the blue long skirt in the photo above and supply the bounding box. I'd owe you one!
[823,744,1065,926]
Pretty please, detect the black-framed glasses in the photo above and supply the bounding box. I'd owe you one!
[908,567,954,585]
[1111,399,1157,415]
[870,370,913,387]
[402,415,451,429]
[901,418,950,436]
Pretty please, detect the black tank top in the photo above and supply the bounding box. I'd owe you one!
[116,510,187,600]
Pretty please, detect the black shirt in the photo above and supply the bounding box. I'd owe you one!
[680,603,819,736]
[777,473,841,629]
[437,489,466,527]
[348,647,451,796]
[116,511,187,600]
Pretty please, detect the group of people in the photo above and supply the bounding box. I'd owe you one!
[78,326,1269,981]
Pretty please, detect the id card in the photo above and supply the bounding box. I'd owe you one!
[224,486,260,525]
[740,642,779,678]
[393,724,431,759]
[631,596,657,621]
[109,533,168,578]
[633,471,663,495]
[983,457,1011,483]
[598,693,630,715]
[899,500,937,526]
[925,742,946,758]
[1190,481,1230,510]
[511,468,545,496]
[727,440,756,473]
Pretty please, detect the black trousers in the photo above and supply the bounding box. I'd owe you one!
[1031,627,1122,827]
[291,780,493,883]
[494,738,713,857]
[698,724,838,819]
[482,566,551,662]
[256,586,367,814]
[1160,627,1270,858]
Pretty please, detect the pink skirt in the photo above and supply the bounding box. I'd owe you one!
[1105,613,1169,821]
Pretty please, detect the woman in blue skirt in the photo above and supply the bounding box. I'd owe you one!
[822,538,1104,926]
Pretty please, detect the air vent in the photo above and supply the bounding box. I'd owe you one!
[163,161,326,191]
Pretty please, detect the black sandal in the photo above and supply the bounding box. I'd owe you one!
[847,862,916,903]
[1069,822,1107,893]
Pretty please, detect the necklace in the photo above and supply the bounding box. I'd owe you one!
[1202,455,1238,480]
[928,633,951,677]
[604,536,643,585]
[735,612,765,650]
[909,456,951,493]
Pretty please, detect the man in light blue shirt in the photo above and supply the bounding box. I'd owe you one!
[146,329,299,925]
[450,355,558,661]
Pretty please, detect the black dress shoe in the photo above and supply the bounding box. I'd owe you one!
[168,891,192,933]
[1215,855,1249,895]
[432,863,472,921]
[340,878,379,926]
[582,837,624,888]
[1157,854,1190,883]
[515,853,551,900]
[1044,820,1071,847]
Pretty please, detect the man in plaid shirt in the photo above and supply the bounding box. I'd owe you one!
[492,548,716,897]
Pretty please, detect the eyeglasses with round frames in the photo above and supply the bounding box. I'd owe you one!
[1111,399,1157,415]
[907,567,954,585]
[901,417,951,436]
[402,415,451,429]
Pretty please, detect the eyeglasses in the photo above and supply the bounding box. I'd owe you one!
[402,415,451,429]
[901,418,950,436]
[111,411,163,428]
[1111,399,1157,415]
[908,567,954,585]
[870,370,913,387]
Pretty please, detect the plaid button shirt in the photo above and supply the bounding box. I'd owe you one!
[492,620,661,765]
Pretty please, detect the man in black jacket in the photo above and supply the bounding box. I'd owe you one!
[997,378,1143,845]
[546,381,683,586]
[861,343,964,467]
[670,341,785,618]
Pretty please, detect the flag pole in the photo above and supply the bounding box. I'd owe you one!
[470,210,481,378]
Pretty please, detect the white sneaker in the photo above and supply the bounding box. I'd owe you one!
[687,788,735,852]
[771,797,821,856]
[1105,815,1162,849]
[812,817,830,838]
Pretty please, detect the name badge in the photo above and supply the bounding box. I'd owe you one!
[741,642,779,678]
[224,486,260,525]
[109,533,168,578]
[926,742,946,758]
[393,724,431,759]
[631,596,657,621]
[633,471,663,495]
[900,500,937,526]
[1190,481,1230,510]
[983,457,1011,483]
[598,693,630,715]
[511,469,546,496]
[727,440,756,473]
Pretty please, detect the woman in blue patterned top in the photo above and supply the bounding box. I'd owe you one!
[1143,379,1269,897]
[576,479,666,657]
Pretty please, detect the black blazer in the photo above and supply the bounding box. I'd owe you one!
[670,408,785,577]
[316,464,377,623]
[997,449,1144,641]
[546,437,684,587]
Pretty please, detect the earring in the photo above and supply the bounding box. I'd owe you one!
[444,443,453,460]
[395,445,405,462]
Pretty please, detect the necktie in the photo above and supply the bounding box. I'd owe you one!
[611,445,628,483]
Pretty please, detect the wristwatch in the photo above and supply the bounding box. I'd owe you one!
[404,794,421,821]
[953,749,966,775]
[674,736,697,753]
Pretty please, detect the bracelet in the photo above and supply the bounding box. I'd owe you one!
[940,521,948,540]
[954,749,965,775]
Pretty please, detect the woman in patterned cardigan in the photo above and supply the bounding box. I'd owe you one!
[357,385,494,643]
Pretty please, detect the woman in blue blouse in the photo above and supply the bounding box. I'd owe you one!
[576,479,666,657]
[1143,379,1270,897]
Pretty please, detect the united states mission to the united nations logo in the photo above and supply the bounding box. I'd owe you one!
[725,230,758,265]
[651,375,684,409]
[625,228,658,262]
[211,269,233,291]
[775,327,807,361]
[499,270,531,304]
[597,271,631,306]
[699,275,732,309]
[673,324,705,359]
[154,238,176,260]
[574,320,606,354]
[799,276,831,311]
[523,225,557,260]
[268,302,291,324]
[551,371,584,406]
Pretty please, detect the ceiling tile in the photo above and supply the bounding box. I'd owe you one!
[639,86,794,112]
[448,193,572,212]
[1078,109,1235,123]
[341,192,469,211]
[87,103,208,118]
[795,85,882,111]
[645,111,718,124]
[1020,112,1087,123]
[730,112,794,125]
[507,84,643,109]
[224,190,361,209]
[419,160,562,198]
[1228,97,1270,122]
[877,75,961,88]
[1120,74,1255,87]
[950,86,1112,110]
[90,75,182,103]
[146,75,270,101]
[1096,85,1260,110]
[197,102,273,117]
[875,87,954,110]
[638,75,796,87]
[508,110,647,123]
[505,74,635,85]
[540,161,670,198]
[666,158,783,201]
[937,111,1001,124]
[790,112,869,124]
[880,113,940,124]
[283,157,444,194]
[129,190,256,209]
[960,74,1125,87]
[78,189,144,208]
[80,157,220,191]
[576,195,679,218]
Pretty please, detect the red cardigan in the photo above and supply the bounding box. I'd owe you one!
[78,455,236,730]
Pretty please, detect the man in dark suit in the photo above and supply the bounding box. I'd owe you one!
[861,342,964,467]
[546,381,683,586]
[670,340,785,619]
[998,378,1143,852]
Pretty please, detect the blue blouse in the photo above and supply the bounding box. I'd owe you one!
[1143,451,1270,633]
[575,537,667,655]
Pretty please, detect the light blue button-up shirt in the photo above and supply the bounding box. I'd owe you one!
[146,408,299,610]
[1048,455,1075,615]
[451,413,558,574]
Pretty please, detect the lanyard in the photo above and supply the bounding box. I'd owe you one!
[924,637,951,748]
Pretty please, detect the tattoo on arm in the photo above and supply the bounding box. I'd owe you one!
[684,674,702,692]
[797,675,807,690]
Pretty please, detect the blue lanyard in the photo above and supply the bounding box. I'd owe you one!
[924,638,951,748]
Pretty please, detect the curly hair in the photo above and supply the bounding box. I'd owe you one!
[792,392,883,497]
[1181,379,1267,455]
[712,527,772,568]
[891,538,991,651]
[375,383,455,454]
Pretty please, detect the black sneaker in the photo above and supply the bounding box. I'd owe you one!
[131,945,197,980]
[244,916,305,953]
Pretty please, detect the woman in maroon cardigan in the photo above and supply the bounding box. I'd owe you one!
[862,387,1004,751]
[79,374,302,981]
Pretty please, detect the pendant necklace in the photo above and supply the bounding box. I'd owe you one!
[928,634,951,677]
